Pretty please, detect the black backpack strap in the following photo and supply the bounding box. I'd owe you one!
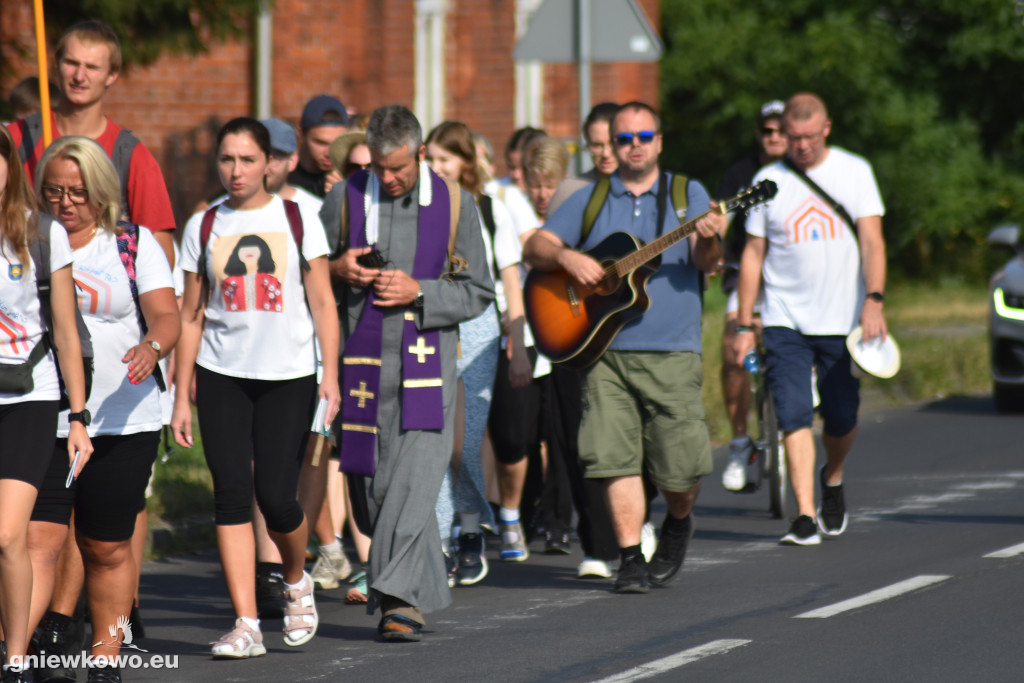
[17,113,43,169]
[111,128,140,219]
[27,218,53,368]
[195,205,219,310]
[478,194,502,277]
[782,156,857,238]
[282,199,310,272]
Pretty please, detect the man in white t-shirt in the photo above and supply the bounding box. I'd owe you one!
[734,93,888,546]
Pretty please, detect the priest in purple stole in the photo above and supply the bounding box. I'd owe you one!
[322,105,493,641]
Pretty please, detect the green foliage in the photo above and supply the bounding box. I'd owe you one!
[661,0,1024,283]
[42,0,266,68]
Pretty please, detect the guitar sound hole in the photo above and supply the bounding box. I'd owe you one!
[595,272,620,295]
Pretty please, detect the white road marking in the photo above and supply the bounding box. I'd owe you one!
[590,639,752,683]
[795,575,950,619]
[984,542,1024,558]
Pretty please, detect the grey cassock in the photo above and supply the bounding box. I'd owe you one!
[322,177,494,616]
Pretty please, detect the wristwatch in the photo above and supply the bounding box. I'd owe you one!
[147,340,161,356]
[413,288,425,308]
[68,409,92,427]
[866,292,885,303]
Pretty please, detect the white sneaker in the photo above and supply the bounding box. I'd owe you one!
[640,521,657,563]
[577,557,613,578]
[722,438,753,491]
[310,545,352,590]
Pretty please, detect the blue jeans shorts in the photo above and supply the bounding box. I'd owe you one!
[763,326,860,437]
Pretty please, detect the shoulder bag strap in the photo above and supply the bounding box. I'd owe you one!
[782,156,857,239]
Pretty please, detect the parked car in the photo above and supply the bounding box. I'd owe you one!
[987,224,1024,412]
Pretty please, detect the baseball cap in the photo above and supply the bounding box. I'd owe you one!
[260,118,297,155]
[758,100,785,124]
[300,95,350,129]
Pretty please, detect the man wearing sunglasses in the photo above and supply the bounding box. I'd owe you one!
[719,101,788,492]
[733,93,887,546]
[525,101,726,594]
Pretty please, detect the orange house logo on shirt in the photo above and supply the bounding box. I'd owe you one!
[785,198,844,244]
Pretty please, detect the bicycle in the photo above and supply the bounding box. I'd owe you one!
[743,345,788,519]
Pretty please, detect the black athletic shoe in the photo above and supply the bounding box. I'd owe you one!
[780,514,822,546]
[85,665,121,683]
[613,554,649,594]
[34,612,76,683]
[2,664,34,683]
[456,533,489,586]
[256,562,286,619]
[648,514,694,585]
[817,467,849,536]
[544,530,571,555]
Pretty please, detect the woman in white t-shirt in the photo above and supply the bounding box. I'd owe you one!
[172,118,340,658]
[24,136,180,676]
[425,121,531,584]
[0,127,92,681]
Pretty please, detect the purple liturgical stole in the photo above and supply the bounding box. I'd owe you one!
[339,169,450,476]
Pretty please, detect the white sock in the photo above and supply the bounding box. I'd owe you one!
[461,512,481,535]
[320,540,342,555]
[240,616,260,630]
[440,536,451,555]
[499,506,519,523]
[284,573,308,591]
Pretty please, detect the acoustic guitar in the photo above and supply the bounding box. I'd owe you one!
[524,180,777,369]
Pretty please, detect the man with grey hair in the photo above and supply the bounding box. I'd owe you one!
[320,104,494,641]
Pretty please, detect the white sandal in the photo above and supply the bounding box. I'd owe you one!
[211,617,266,658]
[283,571,318,646]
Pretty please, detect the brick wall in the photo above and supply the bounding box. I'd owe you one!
[1,0,659,223]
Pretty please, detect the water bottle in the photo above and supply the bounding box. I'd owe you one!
[743,351,760,375]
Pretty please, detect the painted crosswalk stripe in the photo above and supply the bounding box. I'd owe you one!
[984,542,1024,558]
[795,575,950,619]
[590,639,752,683]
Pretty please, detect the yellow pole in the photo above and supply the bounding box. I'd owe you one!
[32,0,52,147]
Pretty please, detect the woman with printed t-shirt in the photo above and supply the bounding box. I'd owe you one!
[172,117,340,658]
[0,127,91,683]
[26,136,179,683]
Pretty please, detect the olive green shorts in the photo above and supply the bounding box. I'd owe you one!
[578,350,712,492]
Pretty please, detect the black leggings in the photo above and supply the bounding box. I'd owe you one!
[488,347,542,465]
[195,366,315,533]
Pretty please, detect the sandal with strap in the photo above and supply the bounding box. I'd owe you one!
[378,613,423,642]
[345,571,368,604]
[283,571,318,646]
[210,618,266,659]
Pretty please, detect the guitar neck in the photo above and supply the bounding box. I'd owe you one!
[611,204,725,277]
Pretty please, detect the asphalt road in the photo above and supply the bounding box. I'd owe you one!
[106,394,1024,682]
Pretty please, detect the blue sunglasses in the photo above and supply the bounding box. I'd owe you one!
[614,130,657,146]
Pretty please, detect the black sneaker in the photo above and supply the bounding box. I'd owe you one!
[256,562,285,619]
[544,530,571,555]
[648,514,694,585]
[85,665,121,683]
[2,664,35,683]
[780,514,822,546]
[817,466,848,536]
[456,533,489,586]
[34,611,76,683]
[613,554,649,594]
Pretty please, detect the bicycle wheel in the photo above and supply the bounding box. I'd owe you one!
[763,387,787,518]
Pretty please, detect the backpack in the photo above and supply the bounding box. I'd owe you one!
[195,198,309,308]
[29,215,94,409]
[17,112,139,216]
[115,221,166,391]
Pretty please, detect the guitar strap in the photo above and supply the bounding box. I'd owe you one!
[782,156,858,239]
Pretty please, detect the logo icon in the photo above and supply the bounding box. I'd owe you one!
[8,264,22,281]
[93,615,148,652]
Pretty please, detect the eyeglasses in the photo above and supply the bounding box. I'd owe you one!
[761,127,784,137]
[614,131,657,147]
[41,185,89,204]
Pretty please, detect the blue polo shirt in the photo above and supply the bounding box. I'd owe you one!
[543,171,708,353]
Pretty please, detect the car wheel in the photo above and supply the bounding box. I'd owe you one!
[993,382,1024,413]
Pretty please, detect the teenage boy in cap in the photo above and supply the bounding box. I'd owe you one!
[719,100,788,492]
[262,118,324,212]
[289,94,350,198]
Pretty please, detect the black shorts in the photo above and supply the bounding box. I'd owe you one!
[0,400,59,488]
[32,431,160,542]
